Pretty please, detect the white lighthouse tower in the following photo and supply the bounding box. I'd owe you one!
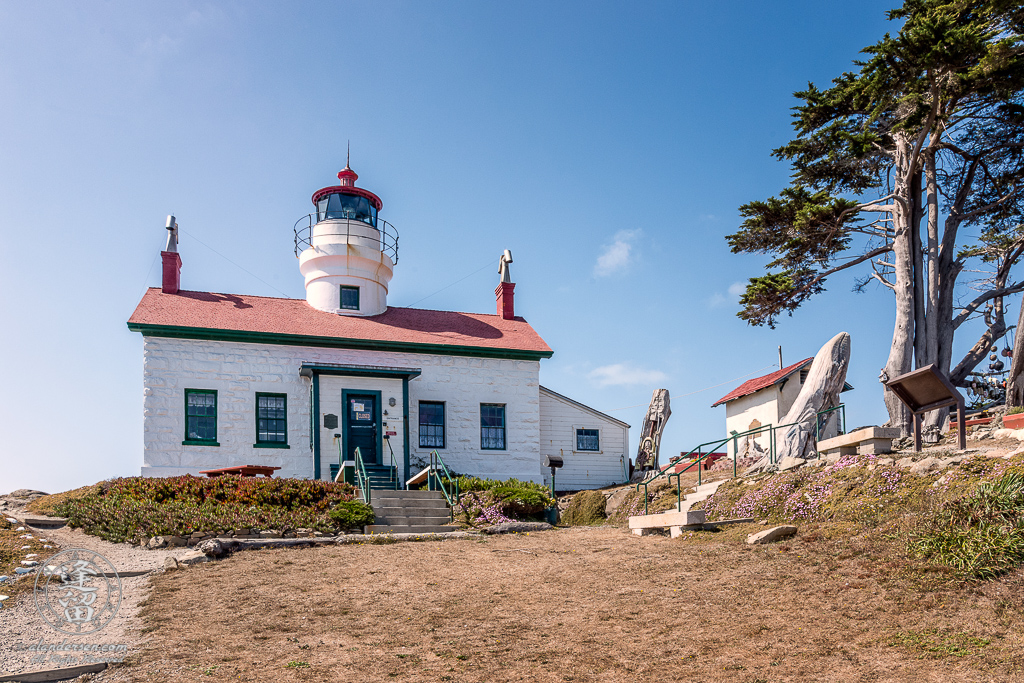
[295,160,398,316]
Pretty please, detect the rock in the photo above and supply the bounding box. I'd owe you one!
[605,487,634,517]
[283,531,297,538]
[5,517,18,523]
[481,522,554,534]
[746,525,798,545]
[148,536,168,549]
[896,457,915,469]
[0,577,9,583]
[777,456,805,472]
[190,531,206,539]
[8,489,48,500]
[259,530,282,539]
[825,453,841,465]
[24,554,37,559]
[167,536,187,547]
[163,557,180,571]
[20,560,39,567]
[14,567,34,575]
[176,550,210,565]
[196,539,225,557]
[877,458,894,467]
[910,457,939,475]
[0,595,8,602]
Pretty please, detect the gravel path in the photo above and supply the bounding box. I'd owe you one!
[0,506,182,676]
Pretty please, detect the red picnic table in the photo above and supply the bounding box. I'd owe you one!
[198,465,281,478]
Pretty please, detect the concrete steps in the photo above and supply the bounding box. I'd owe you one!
[670,479,727,513]
[365,490,459,535]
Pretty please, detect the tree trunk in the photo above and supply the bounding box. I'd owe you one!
[882,136,917,436]
[1007,302,1024,408]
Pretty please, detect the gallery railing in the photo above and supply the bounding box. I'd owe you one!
[293,213,400,263]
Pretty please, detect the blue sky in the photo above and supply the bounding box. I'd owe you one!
[2,1,987,493]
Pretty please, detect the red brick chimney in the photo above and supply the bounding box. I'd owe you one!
[161,215,181,294]
[161,251,181,294]
[496,282,515,320]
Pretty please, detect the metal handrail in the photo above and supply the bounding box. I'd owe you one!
[636,404,847,515]
[637,424,767,515]
[384,437,400,490]
[293,213,399,263]
[428,450,460,522]
[353,447,371,505]
[815,404,846,444]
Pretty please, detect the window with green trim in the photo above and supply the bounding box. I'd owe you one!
[419,401,445,448]
[256,393,287,446]
[340,286,360,310]
[480,404,506,450]
[184,390,218,444]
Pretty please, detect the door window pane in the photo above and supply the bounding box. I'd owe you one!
[419,402,445,448]
[480,404,506,450]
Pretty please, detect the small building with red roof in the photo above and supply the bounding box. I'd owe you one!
[128,163,629,492]
[711,358,852,450]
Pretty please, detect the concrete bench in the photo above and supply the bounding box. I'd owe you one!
[817,426,901,456]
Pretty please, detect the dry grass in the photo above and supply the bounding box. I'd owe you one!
[0,517,52,600]
[112,526,1024,682]
[26,484,99,516]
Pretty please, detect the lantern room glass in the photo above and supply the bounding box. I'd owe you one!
[316,192,377,228]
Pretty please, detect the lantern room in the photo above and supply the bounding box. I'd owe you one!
[295,162,399,317]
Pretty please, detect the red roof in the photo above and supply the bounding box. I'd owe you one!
[127,288,553,358]
[710,358,813,407]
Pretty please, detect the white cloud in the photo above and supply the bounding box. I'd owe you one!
[707,282,747,309]
[588,363,668,388]
[593,230,640,277]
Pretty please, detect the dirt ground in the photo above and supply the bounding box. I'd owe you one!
[89,526,1024,683]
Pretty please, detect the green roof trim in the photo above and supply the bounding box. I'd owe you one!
[126,323,553,361]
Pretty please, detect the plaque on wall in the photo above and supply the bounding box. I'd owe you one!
[323,413,338,430]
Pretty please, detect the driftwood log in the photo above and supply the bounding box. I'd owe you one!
[633,389,671,477]
[746,332,851,474]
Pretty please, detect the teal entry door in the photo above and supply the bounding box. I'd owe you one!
[344,393,380,465]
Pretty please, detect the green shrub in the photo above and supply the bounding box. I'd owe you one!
[562,490,607,526]
[51,475,360,543]
[328,500,375,529]
[908,472,1024,579]
[1007,406,1024,416]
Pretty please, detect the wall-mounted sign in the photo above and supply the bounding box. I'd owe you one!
[355,412,371,421]
[386,431,397,436]
[351,402,365,412]
[323,414,338,430]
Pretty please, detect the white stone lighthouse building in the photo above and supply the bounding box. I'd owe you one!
[128,163,629,490]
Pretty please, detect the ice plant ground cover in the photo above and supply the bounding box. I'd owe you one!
[694,453,1024,580]
[27,476,363,543]
[450,476,554,527]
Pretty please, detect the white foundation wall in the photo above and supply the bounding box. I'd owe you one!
[539,388,629,490]
[140,336,543,482]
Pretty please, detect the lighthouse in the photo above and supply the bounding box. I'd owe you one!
[295,161,398,316]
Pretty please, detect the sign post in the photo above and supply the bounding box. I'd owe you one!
[884,364,966,452]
